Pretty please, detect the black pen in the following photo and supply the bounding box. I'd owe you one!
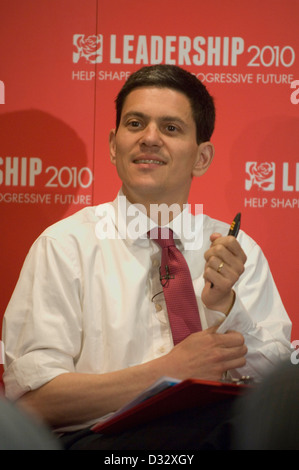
[227,212,241,237]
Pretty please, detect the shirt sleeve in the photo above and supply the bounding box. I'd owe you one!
[2,234,83,401]
[204,232,292,380]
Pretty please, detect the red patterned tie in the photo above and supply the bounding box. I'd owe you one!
[149,227,202,345]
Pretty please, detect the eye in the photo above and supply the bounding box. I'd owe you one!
[164,123,181,135]
[127,120,143,130]
[166,125,177,132]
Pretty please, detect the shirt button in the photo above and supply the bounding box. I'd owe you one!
[155,303,162,312]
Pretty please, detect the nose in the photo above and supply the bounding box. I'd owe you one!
[139,122,163,147]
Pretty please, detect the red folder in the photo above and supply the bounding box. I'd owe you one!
[92,378,250,435]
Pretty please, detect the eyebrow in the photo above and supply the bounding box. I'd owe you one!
[122,111,188,127]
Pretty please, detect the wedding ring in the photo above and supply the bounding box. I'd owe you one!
[217,261,224,273]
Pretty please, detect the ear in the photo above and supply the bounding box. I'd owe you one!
[192,141,215,177]
[109,129,117,165]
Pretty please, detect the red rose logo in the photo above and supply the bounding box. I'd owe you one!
[73,34,103,64]
[245,162,275,191]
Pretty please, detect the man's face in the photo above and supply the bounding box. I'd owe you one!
[110,87,208,207]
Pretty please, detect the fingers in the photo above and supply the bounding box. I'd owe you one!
[203,330,247,376]
[202,234,246,313]
[205,233,247,264]
[205,256,242,289]
[204,234,247,288]
[172,329,247,381]
[182,329,247,361]
[209,329,246,350]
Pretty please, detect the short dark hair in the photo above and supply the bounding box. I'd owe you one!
[115,65,215,144]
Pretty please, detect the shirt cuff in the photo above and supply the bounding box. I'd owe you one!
[204,292,254,334]
[4,349,74,401]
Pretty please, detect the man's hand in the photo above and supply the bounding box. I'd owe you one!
[201,233,247,314]
[165,327,247,381]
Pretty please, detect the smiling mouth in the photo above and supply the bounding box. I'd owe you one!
[133,159,165,165]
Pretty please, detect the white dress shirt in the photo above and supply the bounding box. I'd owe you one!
[2,192,292,408]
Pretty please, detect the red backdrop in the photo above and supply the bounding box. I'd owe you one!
[1,0,298,363]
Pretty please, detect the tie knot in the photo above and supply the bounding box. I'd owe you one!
[148,227,175,248]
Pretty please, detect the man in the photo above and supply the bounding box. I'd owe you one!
[2,65,291,449]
